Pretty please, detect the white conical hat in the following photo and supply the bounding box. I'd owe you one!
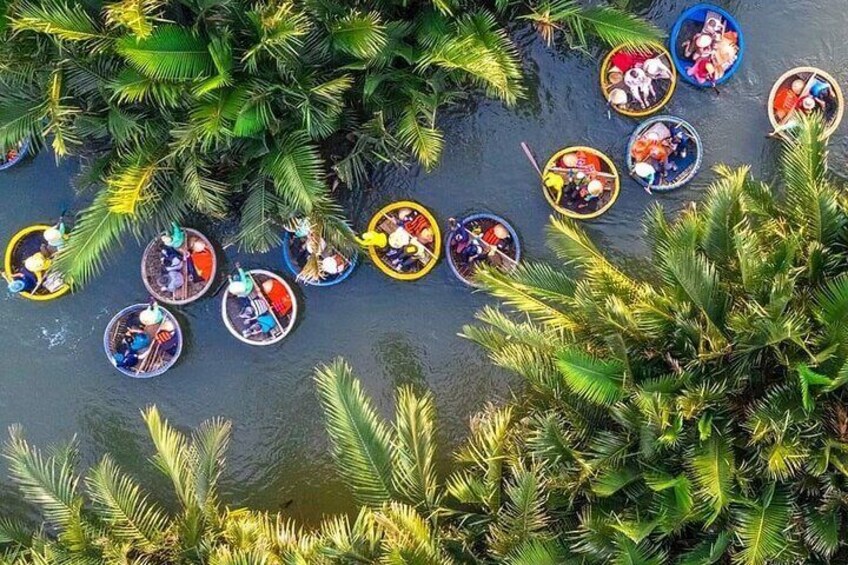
[322,256,342,274]
[633,162,656,178]
[388,228,411,249]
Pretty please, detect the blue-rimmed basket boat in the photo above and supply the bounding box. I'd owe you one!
[0,140,30,171]
[670,4,744,87]
[281,232,357,287]
[221,269,298,346]
[445,213,521,287]
[626,116,703,192]
[103,303,183,378]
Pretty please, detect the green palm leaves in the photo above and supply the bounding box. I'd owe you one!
[466,115,848,563]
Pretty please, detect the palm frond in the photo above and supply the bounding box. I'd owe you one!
[505,540,565,565]
[315,359,395,507]
[85,455,169,551]
[395,101,443,171]
[556,348,625,406]
[676,532,731,565]
[327,10,387,59]
[732,486,793,565]
[689,434,734,525]
[235,176,283,253]
[804,508,840,559]
[488,464,550,557]
[261,132,328,214]
[11,0,107,45]
[141,406,193,508]
[578,6,664,49]
[188,417,231,511]
[104,0,163,38]
[392,386,439,511]
[116,25,213,81]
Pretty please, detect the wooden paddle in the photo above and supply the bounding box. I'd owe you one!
[246,271,286,339]
[454,221,519,269]
[521,142,544,178]
[550,166,618,180]
[381,212,438,262]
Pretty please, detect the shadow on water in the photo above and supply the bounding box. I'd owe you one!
[2,0,848,524]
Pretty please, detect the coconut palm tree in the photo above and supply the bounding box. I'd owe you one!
[0,0,661,287]
[463,115,848,563]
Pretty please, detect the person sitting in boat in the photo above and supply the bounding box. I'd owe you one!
[321,254,348,277]
[43,221,66,252]
[242,312,277,339]
[633,162,657,193]
[624,67,655,109]
[261,279,293,318]
[186,237,213,283]
[227,267,254,301]
[157,270,184,296]
[161,223,185,250]
[139,301,164,327]
[6,251,51,295]
[154,319,180,356]
[669,125,690,160]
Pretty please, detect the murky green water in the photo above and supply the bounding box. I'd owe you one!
[2,0,847,523]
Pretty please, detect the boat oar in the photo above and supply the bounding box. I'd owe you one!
[521,142,544,178]
[246,271,285,337]
[454,221,519,269]
[382,213,438,262]
[550,166,617,180]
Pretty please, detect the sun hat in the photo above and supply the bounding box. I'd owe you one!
[44,226,64,247]
[695,34,713,49]
[587,179,604,197]
[159,319,175,333]
[321,256,342,275]
[493,224,509,239]
[801,96,816,111]
[190,239,206,253]
[418,227,434,244]
[397,207,413,220]
[633,161,656,179]
[388,228,411,249]
[24,253,48,272]
[791,79,806,95]
[608,88,628,105]
[228,280,247,296]
[139,304,163,326]
[7,279,25,293]
[561,153,579,168]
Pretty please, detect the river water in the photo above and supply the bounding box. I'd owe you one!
[1,0,846,523]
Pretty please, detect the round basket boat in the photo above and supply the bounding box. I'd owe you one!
[103,303,183,378]
[626,116,703,192]
[365,201,441,282]
[141,228,217,305]
[0,140,30,171]
[670,3,744,87]
[601,44,677,117]
[446,213,521,288]
[542,147,620,219]
[767,67,844,140]
[4,224,69,301]
[281,232,357,287]
[221,269,297,346]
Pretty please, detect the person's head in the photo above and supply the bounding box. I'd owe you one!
[397,207,413,220]
[587,179,604,198]
[7,279,25,294]
[113,352,126,364]
[160,233,174,247]
[608,88,628,106]
[157,274,170,288]
[644,58,664,77]
[388,228,411,249]
[801,96,816,112]
[626,68,646,83]
[160,319,175,333]
[261,279,277,295]
[190,238,206,253]
[44,226,63,244]
[139,304,162,326]
[493,224,510,240]
[607,66,623,84]
[791,79,806,95]
[418,228,434,244]
[24,253,47,272]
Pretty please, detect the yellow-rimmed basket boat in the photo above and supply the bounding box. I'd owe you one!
[601,45,677,118]
[542,147,620,220]
[365,201,441,281]
[4,224,69,301]
[767,66,844,140]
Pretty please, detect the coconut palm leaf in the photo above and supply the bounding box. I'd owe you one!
[557,348,625,406]
[141,406,193,508]
[243,1,309,70]
[3,427,88,551]
[261,132,327,215]
[11,0,107,45]
[489,465,550,557]
[105,157,160,215]
[235,177,283,252]
[505,540,565,565]
[372,502,443,562]
[188,417,231,511]
[0,95,45,149]
[0,517,35,548]
[327,10,387,59]
[732,486,792,565]
[85,455,169,551]
[392,387,439,511]
[663,247,728,337]
[116,25,213,81]
[689,434,734,524]
[677,532,731,565]
[453,405,513,512]
[578,6,663,49]
[395,101,443,171]
[180,157,228,218]
[104,0,163,38]
[53,188,138,287]
[803,508,840,559]
[315,359,395,507]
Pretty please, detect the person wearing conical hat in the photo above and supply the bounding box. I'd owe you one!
[139,301,164,326]
[43,221,66,251]
[160,222,185,250]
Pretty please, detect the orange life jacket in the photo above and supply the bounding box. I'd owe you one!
[264,280,293,316]
[190,249,214,280]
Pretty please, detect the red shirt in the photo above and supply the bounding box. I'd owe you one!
[264,281,292,316]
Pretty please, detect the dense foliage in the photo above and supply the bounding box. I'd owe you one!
[0,0,661,285]
[466,116,848,563]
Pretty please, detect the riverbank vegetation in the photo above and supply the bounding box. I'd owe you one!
[4,117,848,563]
[0,0,661,286]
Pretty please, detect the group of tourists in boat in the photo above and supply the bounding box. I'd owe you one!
[5,3,847,377]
